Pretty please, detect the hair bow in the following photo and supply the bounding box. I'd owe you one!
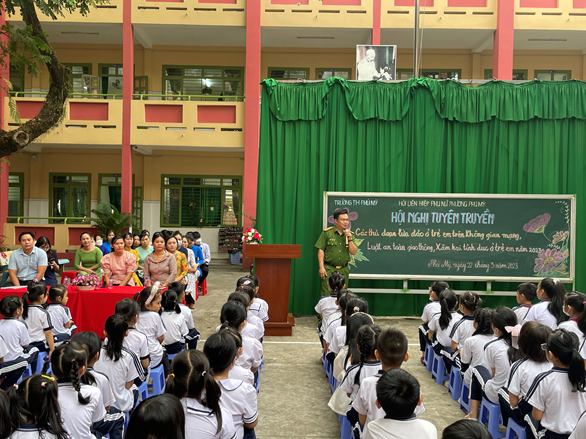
[242,280,251,286]
[505,324,522,349]
[146,283,160,305]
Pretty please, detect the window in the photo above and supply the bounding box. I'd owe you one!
[484,70,528,80]
[7,172,24,222]
[49,173,91,223]
[99,64,123,95]
[268,68,309,80]
[9,65,24,93]
[396,69,461,80]
[316,68,352,80]
[534,70,571,81]
[161,175,241,228]
[98,174,143,230]
[163,66,243,101]
[64,64,92,94]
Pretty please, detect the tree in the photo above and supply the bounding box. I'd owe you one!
[0,0,104,157]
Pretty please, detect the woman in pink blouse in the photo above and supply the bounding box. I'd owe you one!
[143,232,177,287]
[100,236,137,286]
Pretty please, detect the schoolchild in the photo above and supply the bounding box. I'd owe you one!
[125,394,186,439]
[418,281,449,362]
[21,282,54,372]
[169,281,200,350]
[316,272,346,340]
[558,292,586,357]
[459,308,496,386]
[428,289,462,374]
[246,275,268,318]
[525,278,567,330]
[220,301,263,374]
[514,283,537,326]
[161,289,188,354]
[442,291,481,372]
[47,284,77,343]
[114,298,149,383]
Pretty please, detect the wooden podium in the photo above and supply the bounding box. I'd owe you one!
[244,243,301,336]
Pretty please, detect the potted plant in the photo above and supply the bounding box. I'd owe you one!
[71,273,101,291]
[91,203,136,237]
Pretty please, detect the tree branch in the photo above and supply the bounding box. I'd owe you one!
[0,3,69,157]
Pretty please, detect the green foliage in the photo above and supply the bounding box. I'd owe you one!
[91,203,136,237]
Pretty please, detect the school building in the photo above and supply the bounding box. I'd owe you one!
[0,0,585,253]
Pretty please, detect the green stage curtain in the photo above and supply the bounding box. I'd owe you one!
[256,77,586,316]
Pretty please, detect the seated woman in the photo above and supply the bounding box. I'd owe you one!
[35,236,60,286]
[74,232,102,281]
[123,232,142,286]
[143,232,177,288]
[136,232,153,285]
[101,229,115,254]
[133,234,141,249]
[100,235,137,286]
[166,235,188,288]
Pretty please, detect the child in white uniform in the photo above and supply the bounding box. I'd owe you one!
[513,282,537,326]
[8,375,69,439]
[526,329,586,439]
[47,284,76,344]
[115,298,149,383]
[166,350,236,439]
[525,277,567,330]
[497,322,552,429]
[94,314,140,414]
[223,292,262,341]
[245,275,269,321]
[559,292,586,357]
[226,329,255,386]
[161,289,188,354]
[428,289,462,374]
[326,292,356,359]
[51,342,106,439]
[237,281,266,338]
[125,394,186,439]
[204,329,258,439]
[134,286,169,377]
[21,282,55,372]
[459,309,495,386]
[220,301,263,373]
[418,281,449,362]
[315,272,345,340]
[470,307,520,420]
[442,291,481,371]
[170,282,200,350]
[362,369,437,439]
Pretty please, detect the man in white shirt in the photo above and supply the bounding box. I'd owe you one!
[193,231,210,286]
[7,231,48,286]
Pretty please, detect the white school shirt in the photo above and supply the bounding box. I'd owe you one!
[58,382,105,439]
[525,299,559,330]
[340,360,381,409]
[429,311,462,348]
[235,336,263,370]
[10,426,59,439]
[122,327,150,382]
[363,417,437,439]
[315,295,338,324]
[570,411,586,439]
[135,310,166,368]
[527,367,586,435]
[482,338,511,403]
[247,314,264,339]
[47,304,72,335]
[450,315,475,350]
[87,366,115,409]
[218,379,258,439]
[460,334,495,385]
[178,303,196,330]
[217,323,261,341]
[421,300,440,323]
[182,397,236,439]
[0,337,9,360]
[161,311,188,345]
[94,346,139,412]
[352,372,425,426]
[229,365,255,386]
[507,358,551,399]
[254,298,269,315]
[330,325,346,355]
[0,317,30,361]
[558,319,586,354]
[324,313,342,348]
[513,304,532,326]
[249,301,268,322]
[23,305,53,344]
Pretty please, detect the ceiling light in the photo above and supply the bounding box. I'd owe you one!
[296,36,335,39]
[528,38,567,42]
[61,31,100,35]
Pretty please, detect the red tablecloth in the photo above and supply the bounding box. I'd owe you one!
[0,286,144,335]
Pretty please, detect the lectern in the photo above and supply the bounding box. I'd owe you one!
[244,244,301,336]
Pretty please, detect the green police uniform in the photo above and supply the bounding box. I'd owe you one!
[315,227,356,296]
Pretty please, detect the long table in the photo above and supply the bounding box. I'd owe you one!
[0,286,144,335]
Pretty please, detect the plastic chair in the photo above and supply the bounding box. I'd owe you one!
[459,381,471,413]
[136,381,148,407]
[340,415,352,439]
[431,353,449,385]
[147,364,165,397]
[425,344,433,372]
[202,278,207,296]
[332,377,338,393]
[0,266,9,287]
[479,397,505,439]
[449,367,462,401]
[506,418,526,439]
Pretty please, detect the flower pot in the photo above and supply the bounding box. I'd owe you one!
[77,285,95,291]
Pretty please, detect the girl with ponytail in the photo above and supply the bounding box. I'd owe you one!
[559,291,586,358]
[419,281,449,362]
[21,282,54,373]
[316,271,346,343]
[460,308,496,386]
[526,277,568,330]
[165,350,236,439]
[525,329,586,438]
[428,289,461,373]
[220,301,263,374]
[161,289,188,354]
[51,341,107,439]
[9,374,68,439]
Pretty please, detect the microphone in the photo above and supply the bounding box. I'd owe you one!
[345,229,349,247]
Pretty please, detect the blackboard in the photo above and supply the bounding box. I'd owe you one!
[323,193,576,282]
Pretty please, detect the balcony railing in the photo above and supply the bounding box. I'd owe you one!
[514,0,586,30]
[261,0,372,28]
[133,0,246,26]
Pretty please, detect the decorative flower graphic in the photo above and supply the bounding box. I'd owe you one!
[349,238,369,268]
[523,213,551,234]
[328,211,359,229]
[534,248,563,274]
[552,230,569,245]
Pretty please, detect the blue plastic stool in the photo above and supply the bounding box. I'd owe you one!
[332,377,338,393]
[506,418,526,439]
[147,365,165,397]
[448,367,462,401]
[425,344,433,372]
[136,381,148,407]
[459,381,471,413]
[479,397,505,439]
[340,415,351,439]
[431,353,449,385]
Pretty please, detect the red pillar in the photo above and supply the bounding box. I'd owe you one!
[493,0,514,80]
[121,0,134,214]
[243,0,261,230]
[372,0,381,45]
[0,10,9,234]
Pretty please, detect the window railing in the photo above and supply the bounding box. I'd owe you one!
[9,91,123,99]
[7,216,92,224]
[132,93,245,102]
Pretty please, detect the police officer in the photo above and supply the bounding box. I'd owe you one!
[315,207,357,296]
